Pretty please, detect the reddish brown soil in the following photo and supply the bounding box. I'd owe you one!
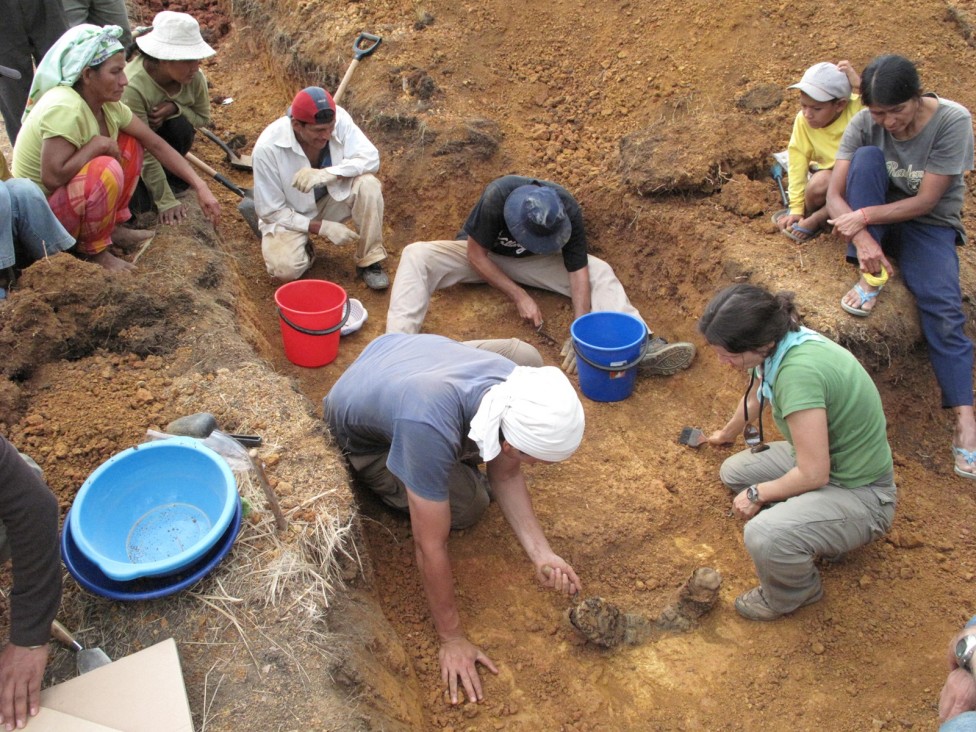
[5,0,976,730]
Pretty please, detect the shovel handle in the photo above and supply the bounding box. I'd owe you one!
[334,33,382,104]
[51,620,83,652]
[353,32,382,61]
[186,153,247,198]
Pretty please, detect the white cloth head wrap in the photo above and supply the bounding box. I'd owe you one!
[468,366,585,462]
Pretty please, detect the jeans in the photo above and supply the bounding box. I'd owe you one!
[845,145,974,407]
[942,711,976,731]
[0,179,75,270]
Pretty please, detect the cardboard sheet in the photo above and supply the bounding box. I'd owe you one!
[40,638,193,731]
[26,707,121,731]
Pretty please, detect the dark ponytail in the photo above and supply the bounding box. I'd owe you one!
[698,284,800,353]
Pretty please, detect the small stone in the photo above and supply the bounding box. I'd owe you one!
[811,642,825,655]
[859,575,873,588]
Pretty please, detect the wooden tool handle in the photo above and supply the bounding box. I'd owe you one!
[51,619,83,651]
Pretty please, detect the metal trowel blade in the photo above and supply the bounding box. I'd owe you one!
[77,647,112,674]
[678,427,705,448]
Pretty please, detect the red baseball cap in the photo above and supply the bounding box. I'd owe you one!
[288,86,336,124]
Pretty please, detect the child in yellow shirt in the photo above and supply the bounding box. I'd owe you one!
[773,61,862,242]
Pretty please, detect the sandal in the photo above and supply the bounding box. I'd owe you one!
[840,280,882,317]
[953,445,976,479]
[784,223,822,243]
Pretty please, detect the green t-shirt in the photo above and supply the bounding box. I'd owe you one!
[12,86,133,194]
[771,338,892,488]
[122,55,210,211]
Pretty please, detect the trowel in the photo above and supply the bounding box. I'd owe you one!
[51,620,112,675]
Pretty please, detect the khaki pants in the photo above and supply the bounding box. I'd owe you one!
[344,337,541,529]
[720,441,896,613]
[385,239,646,334]
[261,174,386,281]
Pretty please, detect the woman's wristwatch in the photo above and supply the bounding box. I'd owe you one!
[956,634,976,671]
[746,484,762,505]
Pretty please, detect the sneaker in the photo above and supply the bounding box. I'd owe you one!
[357,262,389,290]
[734,586,822,621]
[640,336,696,376]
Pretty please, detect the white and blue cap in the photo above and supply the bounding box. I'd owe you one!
[503,183,572,254]
[788,62,851,102]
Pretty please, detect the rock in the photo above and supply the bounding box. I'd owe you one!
[736,83,784,112]
[166,412,218,438]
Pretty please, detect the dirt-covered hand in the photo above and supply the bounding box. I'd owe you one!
[439,637,498,705]
[939,667,976,721]
[731,491,760,520]
[0,643,47,731]
[706,429,736,446]
[514,292,543,327]
[560,337,578,374]
[291,168,338,193]
[539,558,581,596]
[318,221,360,246]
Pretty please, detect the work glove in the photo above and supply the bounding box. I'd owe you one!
[560,337,578,375]
[319,220,360,247]
[291,168,339,193]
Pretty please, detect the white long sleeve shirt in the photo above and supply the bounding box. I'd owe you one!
[252,106,380,235]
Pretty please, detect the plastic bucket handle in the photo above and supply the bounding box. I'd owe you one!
[277,299,350,337]
[572,336,648,372]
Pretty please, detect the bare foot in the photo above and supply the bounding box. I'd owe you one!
[841,277,881,315]
[159,204,186,226]
[111,226,155,251]
[87,249,136,272]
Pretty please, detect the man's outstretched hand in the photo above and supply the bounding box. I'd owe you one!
[0,643,48,730]
[439,636,498,705]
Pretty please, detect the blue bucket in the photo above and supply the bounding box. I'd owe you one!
[571,312,648,402]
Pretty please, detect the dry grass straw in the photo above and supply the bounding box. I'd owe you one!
[55,362,364,709]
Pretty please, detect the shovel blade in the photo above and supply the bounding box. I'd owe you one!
[77,648,112,674]
[237,198,261,240]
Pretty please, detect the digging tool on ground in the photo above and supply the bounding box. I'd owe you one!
[771,161,789,208]
[199,128,253,171]
[51,620,112,675]
[185,152,261,238]
[677,426,706,448]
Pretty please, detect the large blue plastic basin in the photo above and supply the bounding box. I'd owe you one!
[62,497,242,600]
[68,437,238,581]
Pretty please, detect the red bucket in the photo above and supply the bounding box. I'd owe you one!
[274,280,349,367]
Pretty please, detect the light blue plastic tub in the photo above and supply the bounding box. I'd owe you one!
[68,437,237,581]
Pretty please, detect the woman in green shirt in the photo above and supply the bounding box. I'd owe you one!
[699,284,896,621]
[123,11,214,225]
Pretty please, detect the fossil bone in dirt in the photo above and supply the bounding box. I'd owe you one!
[568,567,722,648]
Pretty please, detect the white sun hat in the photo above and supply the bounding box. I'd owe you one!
[135,11,216,61]
[340,298,368,336]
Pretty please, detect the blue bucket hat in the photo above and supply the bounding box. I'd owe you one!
[503,183,572,254]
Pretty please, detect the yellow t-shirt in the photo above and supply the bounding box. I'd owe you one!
[0,152,9,181]
[786,94,863,214]
[12,86,133,194]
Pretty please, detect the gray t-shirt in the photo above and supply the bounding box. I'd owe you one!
[323,334,516,501]
[837,94,974,240]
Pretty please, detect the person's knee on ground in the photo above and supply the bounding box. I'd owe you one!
[448,463,490,530]
[261,233,311,281]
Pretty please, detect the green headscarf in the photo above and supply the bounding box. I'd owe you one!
[21,24,125,122]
